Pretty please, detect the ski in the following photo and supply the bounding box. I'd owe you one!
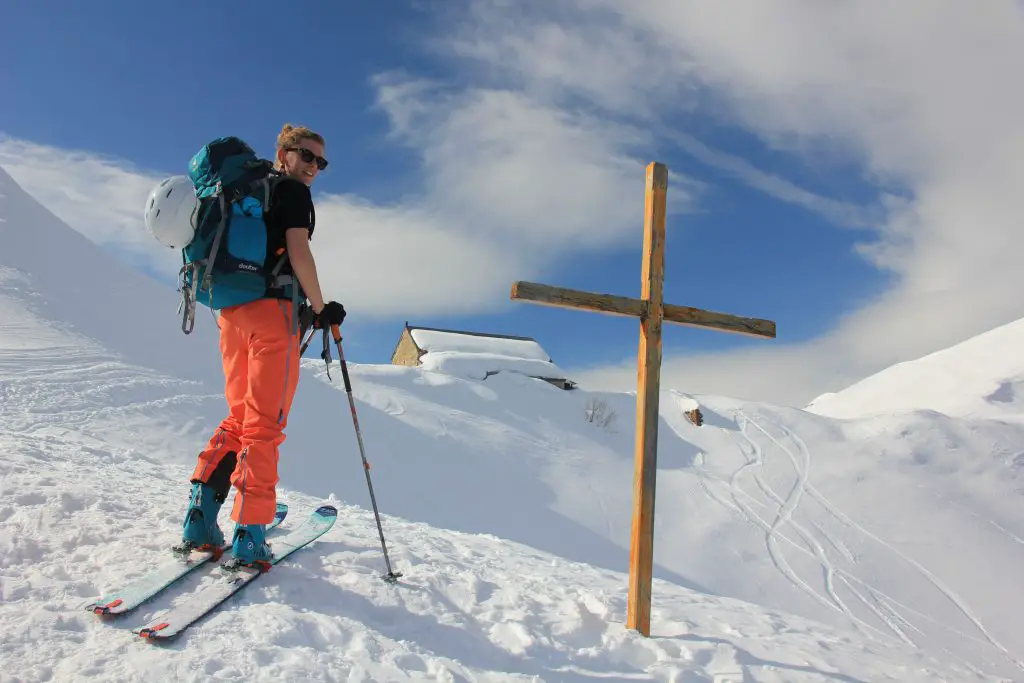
[134,504,337,641]
[84,502,289,617]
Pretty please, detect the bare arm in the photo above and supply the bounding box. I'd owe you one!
[285,227,325,313]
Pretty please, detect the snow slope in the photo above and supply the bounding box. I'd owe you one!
[2,164,1022,681]
[807,318,1024,421]
[0,163,224,382]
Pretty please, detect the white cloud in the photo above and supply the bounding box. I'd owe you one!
[664,130,878,230]
[0,137,176,281]
[308,194,517,314]
[437,2,694,118]
[369,72,693,248]
[313,75,710,315]
[571,341,838,409]
[441,1,1024,405]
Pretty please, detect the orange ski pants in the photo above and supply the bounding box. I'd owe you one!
[191,298,300,525]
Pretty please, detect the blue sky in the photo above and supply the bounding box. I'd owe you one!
[3,2,1021,406]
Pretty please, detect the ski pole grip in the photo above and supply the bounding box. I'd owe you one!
[331,324,342,343]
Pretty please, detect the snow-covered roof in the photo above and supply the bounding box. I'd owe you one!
[409,327,552,362]
[406,325,569,382]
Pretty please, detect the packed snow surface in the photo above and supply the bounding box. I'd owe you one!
[2,165,1023,681]
[418,351,569,384]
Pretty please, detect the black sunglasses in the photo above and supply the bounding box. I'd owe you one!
[288,146,329,171]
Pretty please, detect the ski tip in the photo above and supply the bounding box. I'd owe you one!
[314,504,338,518]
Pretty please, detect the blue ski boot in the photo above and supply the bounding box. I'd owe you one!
[230,523,273,571]
[176,481,225,555]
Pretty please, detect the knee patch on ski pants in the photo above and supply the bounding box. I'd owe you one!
[191,298,300,525]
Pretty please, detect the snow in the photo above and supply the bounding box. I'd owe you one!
[676,395,701,413]
[2,163,1024,681]
[806,318,1024,421]
[419,351,568,383]
[410,327,570,383]
[410,329,553,362]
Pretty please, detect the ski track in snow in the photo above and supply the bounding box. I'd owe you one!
[717,409,1024,676]
[736,414,865,633]
[727,413,879,640]
[771,420,1024,672]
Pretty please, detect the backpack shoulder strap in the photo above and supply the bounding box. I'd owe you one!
[266,174,296,278]
[262,169,286,209]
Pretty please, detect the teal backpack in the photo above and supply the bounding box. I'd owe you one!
[178,136,305,334]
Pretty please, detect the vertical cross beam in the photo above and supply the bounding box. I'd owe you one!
[627,162,668,636]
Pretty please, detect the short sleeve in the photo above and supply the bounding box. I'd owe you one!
[274,179,314,232]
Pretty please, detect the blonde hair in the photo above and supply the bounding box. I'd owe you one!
[275,123,325,169]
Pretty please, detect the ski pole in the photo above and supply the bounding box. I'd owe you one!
[298,305,317,356]
[300,327,317,356]
[328,323,402,584]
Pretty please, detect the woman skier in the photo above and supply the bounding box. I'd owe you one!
[178,123,346,568]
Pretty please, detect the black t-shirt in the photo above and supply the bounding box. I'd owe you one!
[263,177,314,277]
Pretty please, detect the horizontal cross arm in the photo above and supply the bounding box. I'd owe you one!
[510,281,776,339]
[663,302,775,338]
[511,280,644,318]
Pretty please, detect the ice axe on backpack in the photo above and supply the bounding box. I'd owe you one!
[299,314,402,584]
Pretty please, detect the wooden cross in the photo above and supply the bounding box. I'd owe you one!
[510,161,776,637]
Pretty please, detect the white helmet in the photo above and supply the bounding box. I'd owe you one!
[144,175,198,250]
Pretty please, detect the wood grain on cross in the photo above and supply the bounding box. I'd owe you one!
[510,161,776,637]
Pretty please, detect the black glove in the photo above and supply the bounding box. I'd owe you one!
[314,301,346,328]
